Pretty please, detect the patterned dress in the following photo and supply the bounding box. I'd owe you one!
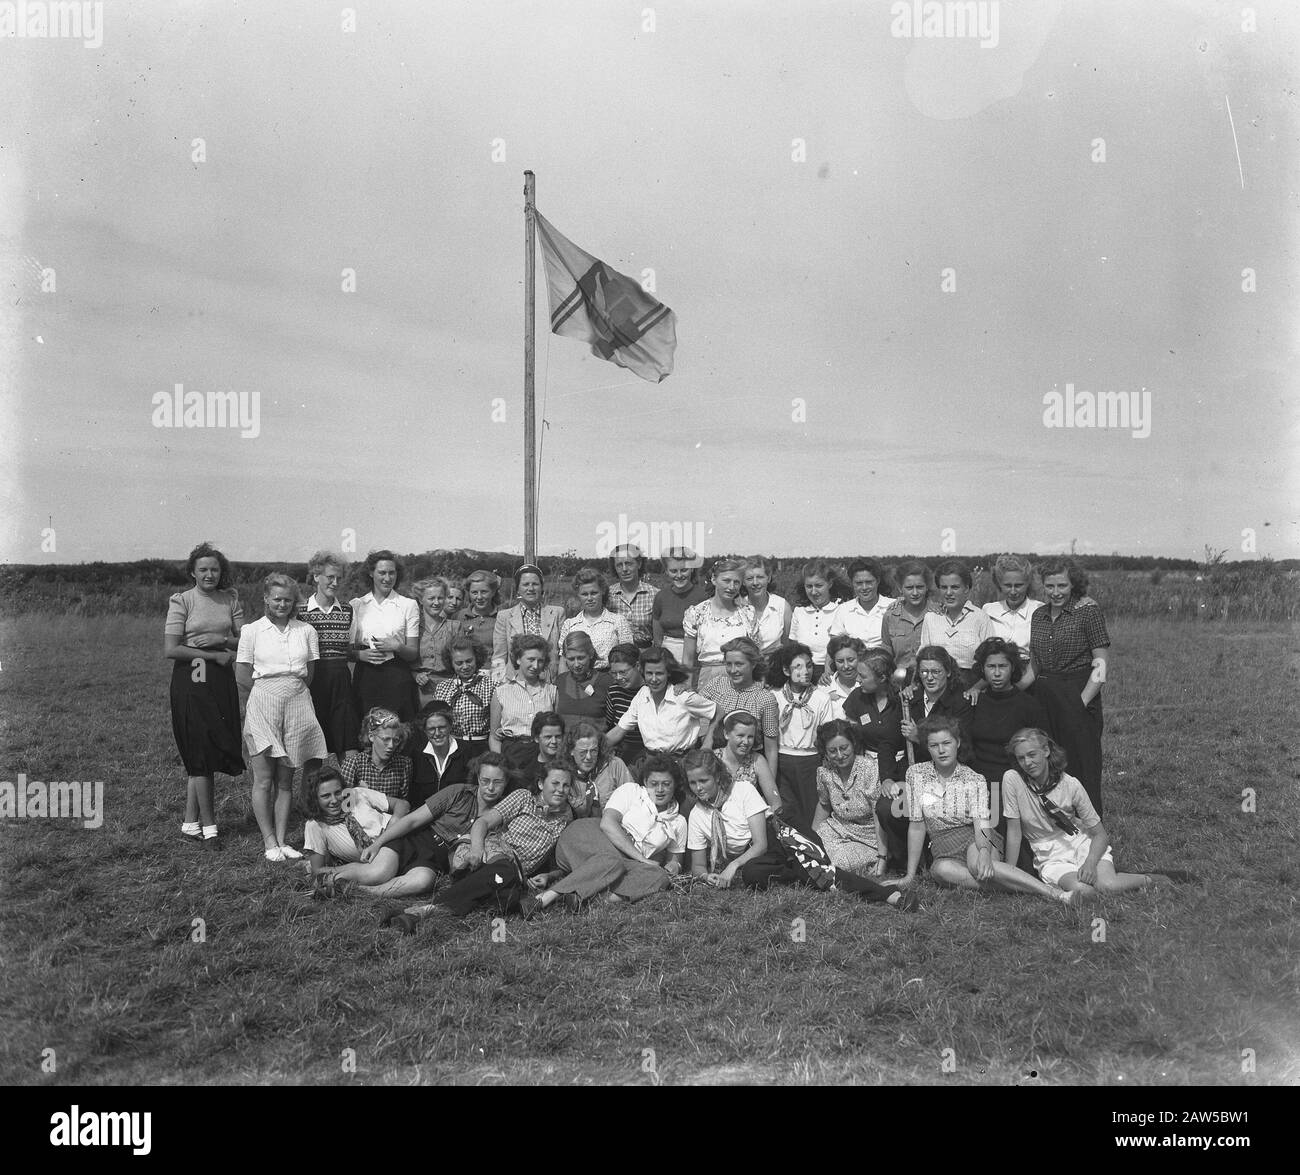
[815,755,882,873]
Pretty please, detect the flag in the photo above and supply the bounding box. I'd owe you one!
[534,211,677,383]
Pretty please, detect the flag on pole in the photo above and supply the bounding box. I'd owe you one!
[534,211,677,383]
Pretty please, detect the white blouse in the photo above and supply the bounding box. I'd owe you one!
[350,592,420,663]
[236,616,320,680]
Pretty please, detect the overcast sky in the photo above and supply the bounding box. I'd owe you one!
[2,0,1296,565]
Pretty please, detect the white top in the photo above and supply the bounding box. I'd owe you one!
[605,781,687,858]
[682,600,759,664]
[303,787,393,860]
[828,595,896,646]
[816,677,856,721]
[788,601,840,665]
[982,599,1043,651]
[771,686,834,754]
[350,591,420,663]
[236,616,319,680]
[686,779,770,854]
[747,593,789,652]
[617,684,717,751]
[918,603,994,670]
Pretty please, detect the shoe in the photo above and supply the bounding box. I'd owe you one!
[383,913,418,936]
[264,847,285,863]
[892,889,920,913]
[563,892,584,915]
[279,845,303,860]
[202,836,223,852]
[519,895,545,921]
[378,906,404,927]
[181,829,204,845]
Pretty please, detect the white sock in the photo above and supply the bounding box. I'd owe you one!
[1057,889,1073,904]
[182,821,201,835]
[202,825,218,839]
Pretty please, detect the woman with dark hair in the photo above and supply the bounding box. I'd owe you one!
[164,541,245,850]
[456,570,501,668]
[297,549,358,759]
[844,645,906,784]
[492,563,564,683]
[488,635,557,758]
[820,634,869,719]
[519,753,686,916]
[770,643,833,831]
[788,559,852,682]
[513,710,567,794]
[606,647,718,756]
[919,559,993,685]
[829,558,896,648]
[812,719,885,876]
[699,635,779,778]
[350,549,420,724]
[432,637,494,755]
[1029,558,1111,817]
[652,547,709,661]
[555,631,613,734]
[607,543,658,649]
[408,701,472,808]
[899,645,974,764]
[882,559,932,676]
[560,568,632,670]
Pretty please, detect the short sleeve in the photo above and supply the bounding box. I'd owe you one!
[758,694,779,739]
[306,625,320,661]
[397,757,413,788]
[1081,605,1110,650]
[403,598,421,641]
[666,815,688,854]
[686,807,709,851]
[560,617,575,641]
[682,603,702,639]
[229,592,245,629]
[303,820,328,855]
[164,592,188,637]
[606,781,641,815]
[617,692,643,731]
[1066,776,1102,829]
[424,788,452,818]
[235,624,255,665]
[737,781,770,821]
[651,593,664,621]
[682,689,717,720]
[1002,771,1025,819]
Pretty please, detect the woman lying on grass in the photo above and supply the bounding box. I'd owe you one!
[301,766,443,899]
[1002,728,1191,898]
[381,761,575,936]
[899,715,1089,907]
[519,752,686,917]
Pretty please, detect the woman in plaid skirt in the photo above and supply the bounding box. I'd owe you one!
[235,572,328,862]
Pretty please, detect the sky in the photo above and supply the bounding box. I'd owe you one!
[1,0,1297,565]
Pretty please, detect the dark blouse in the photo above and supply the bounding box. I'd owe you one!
[555,670,612,733]
[842,690,906,782]
[967,687,1048,788]
[904,686,974,765]
[408,740,473,808]
[455,609,497,666]
[1030,601,1110,676]
[652,582,710,640]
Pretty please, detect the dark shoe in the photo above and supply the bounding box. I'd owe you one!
[388,914,419,936]
[202,836,223,852]
[181,829,204,846]
[563,892,584,915]
[892,889,920,913]
[378,906,405,927]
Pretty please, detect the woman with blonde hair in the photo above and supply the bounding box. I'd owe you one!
[559,567,633,670]
[412,575,458,704]
[456,569,501,667]
[651,547,708,661]
[681,558,759,690]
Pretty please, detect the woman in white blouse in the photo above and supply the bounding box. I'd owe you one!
[788,559,852,683]
[235,572,328,862]
[681,558,759,690]
[350,549,420,723]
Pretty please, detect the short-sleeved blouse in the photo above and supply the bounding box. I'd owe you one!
[903,763,990,833]
[683,600,759,664]
[816,755,881,824]
[165,587,243,643]
[1030,600,1111,676]
[653,582,710,640]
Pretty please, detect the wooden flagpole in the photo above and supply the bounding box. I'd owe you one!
[523,170,537,564]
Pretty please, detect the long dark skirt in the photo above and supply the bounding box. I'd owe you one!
[310,659,359,755]
[1034,670,1105,818]
[352,658,418,724]
[170,657,244,778]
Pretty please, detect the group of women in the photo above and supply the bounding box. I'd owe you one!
[165,542,1188,935]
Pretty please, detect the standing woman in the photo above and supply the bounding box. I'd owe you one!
[829,559,896,648]
[788,560,852,683]
[554,631,613,735]
[742,557,790,667]
[350,550,420,724]
[1029,558,1111,817]
[456,570,501,669]
[413,576,457,705]
[681,558,759,690]
[297,550,358,760]
[445,582,465,617]
[844,646,906,784]
[235,572,328,862]
[488,635,558,757]
[492,563,563,683]
[918,559,994,686]
[433,638,494,756]
[770,643,833,832]
[559,568,633,670]
[882,560,932,678]
[164,541,245,849]
[651,547,708,661]
[607,543,658,649]
[982,554,1042,681]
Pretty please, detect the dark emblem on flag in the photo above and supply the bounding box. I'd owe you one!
[553,261,672,360]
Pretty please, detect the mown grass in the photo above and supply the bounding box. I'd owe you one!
[1,614,1297,1085]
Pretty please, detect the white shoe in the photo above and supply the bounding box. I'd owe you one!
[264,847,286,862]
[279,845,302,860]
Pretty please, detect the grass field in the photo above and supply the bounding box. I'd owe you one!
[1,614,1297,1085]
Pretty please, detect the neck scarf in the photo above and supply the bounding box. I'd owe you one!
[635,793,681,859]
[779,683,815,734]
[1026,772,1079,834]
[521,604,542,635]
[697,783,734,873]
[320,808,374,852]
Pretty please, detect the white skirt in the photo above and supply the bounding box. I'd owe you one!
[244,675,327,766]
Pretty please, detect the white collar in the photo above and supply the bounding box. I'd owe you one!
[424,737,459,762]
[309,595,342,612]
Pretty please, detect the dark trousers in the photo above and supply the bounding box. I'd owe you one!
[433,858,526,917]
[1035,670,1104,818]
[776,753,820,834]
[737,822,895,903]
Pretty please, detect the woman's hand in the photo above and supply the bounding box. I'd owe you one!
[359,844,378,863]
[414,670,431,687]
[901,682,917,702]
[963,686,981,706]
[189,633,223,649]
[374,635,405,652]
[212,650,234,667]
[895,873,915,890]
[1077,858,1099,887]
[526,874,549,891]
[883,781,902,799]
[900,715,918,742]
[870,858,885,878]
[468,846,484,869]
[972,846,994,882]
[713,865,738,889]
[357,647,387,665]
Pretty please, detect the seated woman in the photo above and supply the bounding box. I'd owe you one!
[302,765,443,899]
[819,634,868,719]
[1003,729,1187,899]
[811,719,884,877]
[492,563,564,683]
[554,631,612,734]
[381,761,576,935]
[338,708,413,820]
[700,636,779,778]
[918,559,994,687]
[770,643,833,832]
[488,634,557,757]
[652,547,709,662]
[566,720,632,818]
[359,751,510,882]
[606,647,717,757]
[898,716,1084,906]
[520,752,687,916]
[559,568,633,670]
[432,638,494,756]
[508,710,567,794]
[603,643,646,766]
[713,710,782,813]
[408,701,472,808]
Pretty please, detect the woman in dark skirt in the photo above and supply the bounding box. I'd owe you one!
[163,541,245,850]
[349,549,420,723]
[297,549,358,759]
[1029,558,1111,817]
